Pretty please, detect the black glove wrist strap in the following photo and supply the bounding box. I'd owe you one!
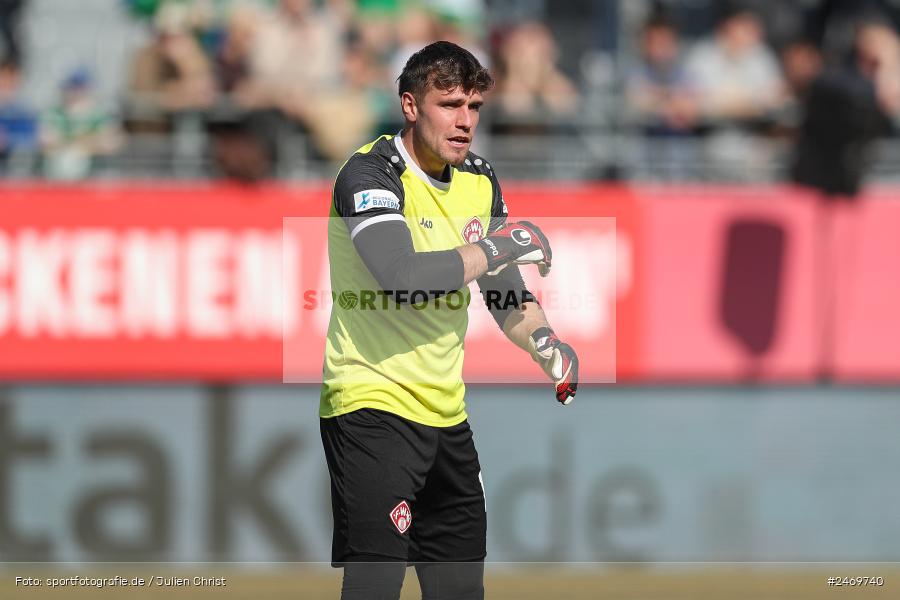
[475,237,511,272]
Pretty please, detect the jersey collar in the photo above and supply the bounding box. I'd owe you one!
[394,134,452,191]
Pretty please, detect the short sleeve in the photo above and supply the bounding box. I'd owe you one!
[487,168,508,234]
[333,153,406,240]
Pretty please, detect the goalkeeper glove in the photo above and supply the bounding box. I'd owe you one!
[528,327,579,405]
[476,220,552,277]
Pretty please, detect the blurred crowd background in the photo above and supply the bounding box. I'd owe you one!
[1,0,900,184]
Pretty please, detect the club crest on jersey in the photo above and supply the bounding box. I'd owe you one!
[390,500,412,534]
[462,217,485,243]
[354,189,401,213]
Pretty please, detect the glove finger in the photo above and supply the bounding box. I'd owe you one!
[557,382,576,405]
[486,263,509,276]
[554,345,578,384]
[555,373,577,404]
[548,347,563,380]
[514,249,547,264]
[555,343,578,405]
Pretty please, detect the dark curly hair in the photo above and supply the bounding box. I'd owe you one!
[397,41,494,99]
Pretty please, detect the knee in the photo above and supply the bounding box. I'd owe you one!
[341,557,406,600]
[417,561,485,600]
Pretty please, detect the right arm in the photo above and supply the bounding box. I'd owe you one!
[337,154,550,299]
[336,155,491,300]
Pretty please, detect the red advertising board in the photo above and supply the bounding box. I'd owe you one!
[0,183,321,379]
[1,182,898,382]
[831,189,900,381]
[638,186,821,381]
[0,183,635,382]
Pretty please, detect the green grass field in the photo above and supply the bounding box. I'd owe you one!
[3,566,896,599]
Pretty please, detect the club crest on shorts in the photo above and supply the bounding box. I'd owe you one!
[462,217,485,243]
[390,500,412,534]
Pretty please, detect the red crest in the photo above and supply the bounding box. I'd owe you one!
[462,218,485,243]
[390,500,412,534]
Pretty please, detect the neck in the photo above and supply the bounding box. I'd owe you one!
[401,128,448,181]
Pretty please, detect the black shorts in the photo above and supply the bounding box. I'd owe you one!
[320,408,487,564]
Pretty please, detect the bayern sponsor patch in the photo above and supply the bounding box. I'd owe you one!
[353,189,401,213]
[390,500,412,534]
[462,217,485,243]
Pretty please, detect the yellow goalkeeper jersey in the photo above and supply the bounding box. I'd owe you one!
[319,134,507,427]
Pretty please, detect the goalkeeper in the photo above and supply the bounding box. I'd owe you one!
[320,41,578,600]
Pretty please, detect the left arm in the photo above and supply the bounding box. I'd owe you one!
[476,164,578,404]
[501,299,550,352]
[477,266,579,405]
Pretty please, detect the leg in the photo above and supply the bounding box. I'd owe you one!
[415,561,485,600]
[410,420,487,598]
[321,410,437,595]
[341,557,406,600]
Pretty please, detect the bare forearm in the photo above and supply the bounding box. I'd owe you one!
[457,243,489,284]
[501,300,550,352]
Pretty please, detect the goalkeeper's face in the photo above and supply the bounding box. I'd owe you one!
[409,85,484,168]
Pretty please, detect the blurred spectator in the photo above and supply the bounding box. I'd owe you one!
[804,0,900,65]
[792,20,900,197]
[207,5,281,182]
[430,0,486,56]
[214,3,258,97]
[857,19,900,116]
[389,5,488,87]
[684,4,784,124]
[242,0,344,114]
[0,58,36,168]
[626,13,699,136]
[389,7,438,84]
[301,34,385,160]
[127,3,216,130]
[775,39,823,130]
[781,39,824,100]
[40,68,122,180]
[493,21,579,128]
[183,0,256,54]
[0,0,26,64]
[355,0,400,68]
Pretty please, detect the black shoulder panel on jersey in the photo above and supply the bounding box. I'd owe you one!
[362,135,409,175]
[456,151,507,233]
[333,138,407,238]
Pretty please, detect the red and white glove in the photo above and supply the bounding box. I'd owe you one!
[476,220,552,277]
[528,327,579,405]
